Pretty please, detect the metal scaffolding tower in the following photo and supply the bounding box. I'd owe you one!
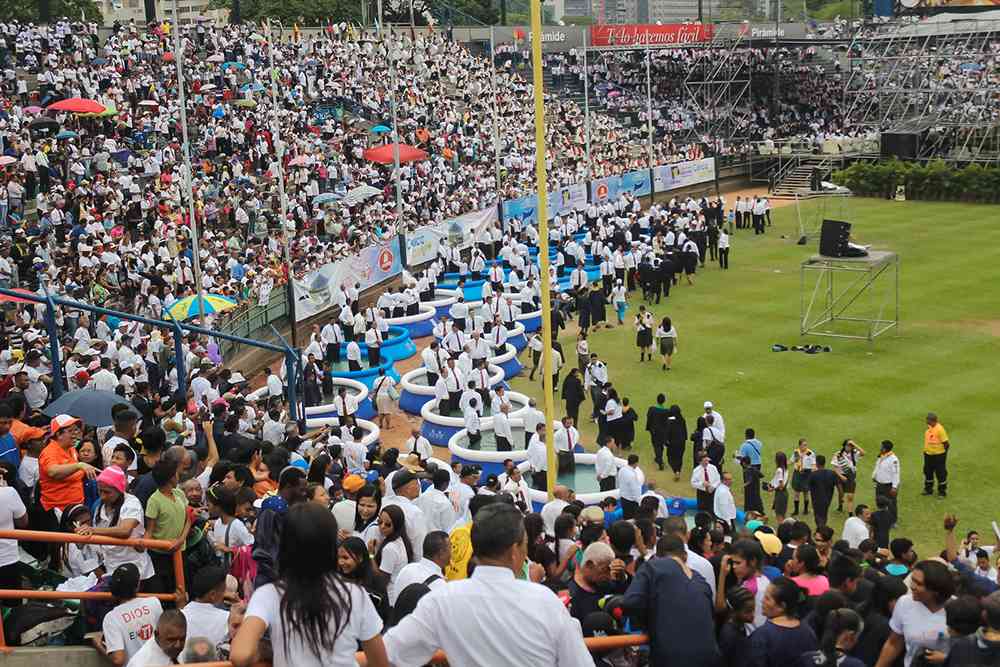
[800,251,899,342]
[682,27,753,143]
[843,18,1000,163]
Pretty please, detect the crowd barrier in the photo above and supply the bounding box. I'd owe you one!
[0,529,187,648]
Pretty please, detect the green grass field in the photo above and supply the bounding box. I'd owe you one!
[509,197,1000,558]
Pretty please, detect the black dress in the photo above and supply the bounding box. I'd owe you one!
[666,412,688,475]
[645,405,670,468]
[561,374,585,424]
[588,289,607,325]
[577,292,591,330]
[618,407,638,449]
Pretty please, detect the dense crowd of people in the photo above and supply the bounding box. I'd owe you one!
[0,14,994,667]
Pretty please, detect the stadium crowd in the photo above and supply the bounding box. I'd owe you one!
[0,15,996,667]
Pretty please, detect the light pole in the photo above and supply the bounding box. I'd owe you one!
[489,26,503,191]
[582,26,592,180]
[263,20,298,349]
[171,0,206,326]
[645,41,655,172]
[386,40,405,236]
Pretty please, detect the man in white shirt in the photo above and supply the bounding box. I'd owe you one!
[343,428,368,472]
[384,503,594,666]
[180,566,230,647]
[691,453,721,513]
[422,342,442,386]
[266,369,283,398]
[126,610,186,667]
[554,417,579,475]
[102,563,164,666]
[526,423,547,489]
[521,399,544,449]
[404,429,433,461]
[364,325,383,367]
[617,454,643,519]
[842,505,872,549]
[871,439,901,525]
[389,530,450,607]
[500,466,532,510]
[595,437,617,491]
[492,403,512,452]
[540,484,571,537]
[414,469,456,534]
[345,339,363,371]
[713,472,738,532]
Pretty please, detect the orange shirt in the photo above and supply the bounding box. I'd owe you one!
[253,479,278,499]
[38,441,84,511]
[924,423,949,455]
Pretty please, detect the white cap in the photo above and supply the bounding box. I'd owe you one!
[704,401,713,409]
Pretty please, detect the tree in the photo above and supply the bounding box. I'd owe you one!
[0,0,101,22]
[207,0,363,25]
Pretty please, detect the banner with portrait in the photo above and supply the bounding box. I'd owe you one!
[653,158,716,193]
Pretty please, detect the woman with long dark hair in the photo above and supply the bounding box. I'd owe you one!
[374,504,413,585]
[353,484,382,548]
[797,608,866,667]
[338,536,391,624]
[748,577,818,666]
[231,504,388,667]
[306,454,332,490]
[768,451,789,523]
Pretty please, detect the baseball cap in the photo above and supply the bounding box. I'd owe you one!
[50,414,81,436]
[342,474,365,494]
[704,401,714,409]
[74,370,91,383]
[391,469,417,491]
[754,530,783,556]
[109,563,141,599]
[96,466,127,494]
[459,465,480,478]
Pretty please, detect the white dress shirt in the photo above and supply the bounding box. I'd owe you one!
[493,410,513,442]
[713,483,737,523]
[414,488,455,534]
[382,495,427,561]
[690,462,721,493]
[554,426,579,453]
[422,347,441,373]
[405,435,433,460]
[388,557,447,607]
[595,446,616,480]
[501,478,532,508]
[527,435,546,471]
[617,465,642,502]
[842,516,871,549]
[541,499,570,537]
[871,453,901,488]
[385,565,594,667]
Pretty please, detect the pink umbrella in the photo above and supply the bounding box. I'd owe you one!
[288,156,309,167]
[0,156,16,166]
[24,105,43,114]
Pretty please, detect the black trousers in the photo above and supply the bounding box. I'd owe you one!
[667,446,684,474]
[326,342,341,364]
[719,247,730,269]
[348,359,362,371]
[557,450,576,474]
[875,482,898,524]
[621,498,639,520]
[696,489,715,512]
[448,392,461,414]
[651,438,665,467]
[599,476,616,492]
[532,471,548,490]
[426,371,439,387]
[495,436,511,451]
[368,346,381,367]
[468,431,482,448]
[924,452,948,493]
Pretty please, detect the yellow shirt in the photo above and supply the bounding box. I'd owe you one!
[924,423,949,455]
[445,522,472,581]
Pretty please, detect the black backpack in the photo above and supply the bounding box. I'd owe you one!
[392,574,441,626]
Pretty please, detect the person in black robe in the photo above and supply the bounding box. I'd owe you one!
[645,395,670,471]
[665,405,688,481]
[561,369,586,425]
[740,456,765,514]
[576,290,591,334]
[588,284,607,328]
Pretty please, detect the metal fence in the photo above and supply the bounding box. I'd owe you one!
[214,289,290,361]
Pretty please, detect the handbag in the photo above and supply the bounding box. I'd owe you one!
[388,385,400,401]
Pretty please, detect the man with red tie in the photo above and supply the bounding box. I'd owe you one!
[490,317,508,356]
[554,416,579,475]
[443,358,465,416]
[364,324,383,367]
[690,452,721,512]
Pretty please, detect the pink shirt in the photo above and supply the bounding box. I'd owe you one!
[791,574,830,597]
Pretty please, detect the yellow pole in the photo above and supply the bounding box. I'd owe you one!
[529,3,558,501]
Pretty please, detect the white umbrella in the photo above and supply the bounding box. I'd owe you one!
[138,100,159,107]
[343,184,383,206]
[200,83,216,91]
[207,53,224,63]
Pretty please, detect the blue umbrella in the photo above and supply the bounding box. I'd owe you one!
[111,149,132,165]
[55,130,78,140]
[371,125,391,134]
[240,82,265,92]
[92,57,107,65]
[221,61,246,70]
[42,389,132,427]
[313,192,342,205]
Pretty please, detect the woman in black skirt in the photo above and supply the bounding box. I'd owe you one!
[665,404,688,481]
[634,305,654,362]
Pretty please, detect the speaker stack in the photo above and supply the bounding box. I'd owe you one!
[819,220,852,258]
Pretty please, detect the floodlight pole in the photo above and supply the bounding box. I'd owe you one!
[582,26,592,180]
[266,19,298,349]
[171,0,206,326]
[489,26,503,191]
[529,0,558,501]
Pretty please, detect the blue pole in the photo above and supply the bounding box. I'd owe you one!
[40,289,65,399]
[269,324,301,423]
[172,320,187,401]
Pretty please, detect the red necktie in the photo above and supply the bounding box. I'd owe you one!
[480,371,486,386]
[703,467,709,485]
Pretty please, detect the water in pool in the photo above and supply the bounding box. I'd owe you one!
[328,360,380,373]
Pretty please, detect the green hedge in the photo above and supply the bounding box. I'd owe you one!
[831,160,1000,203]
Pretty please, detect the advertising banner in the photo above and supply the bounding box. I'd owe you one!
[547,182,589,218]
[405,207,499,266]
[652,158,716,193]
[590,169,652,202]
[589,23,715,48]
[293,237,403,321]
[502,193,539,224]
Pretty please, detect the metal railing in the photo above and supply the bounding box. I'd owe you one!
[196,634,651,666]
[0,529,187,648]
[214,290,290,361]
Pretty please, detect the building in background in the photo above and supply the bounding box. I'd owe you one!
[97,0,226,26]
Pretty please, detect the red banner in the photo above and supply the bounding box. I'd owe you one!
[589,23,715,47]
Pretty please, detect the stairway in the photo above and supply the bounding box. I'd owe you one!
[771,157,832,199]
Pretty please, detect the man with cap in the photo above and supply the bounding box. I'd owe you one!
[180,565,230,647]
[383,469,428,560]
[127,609,187,667]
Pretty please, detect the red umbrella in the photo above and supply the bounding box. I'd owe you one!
[47,98,107,114]
[362,143,428,165]
[163,52,175,62]
[0,289,39,305]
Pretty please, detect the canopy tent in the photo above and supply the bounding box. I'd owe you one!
[362,143,427,165]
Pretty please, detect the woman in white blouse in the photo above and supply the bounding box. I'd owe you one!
[654,316,678,371]
[374,505,413,586]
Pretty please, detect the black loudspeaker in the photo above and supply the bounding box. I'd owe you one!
[881,132,920,160]
[819,219,851,257]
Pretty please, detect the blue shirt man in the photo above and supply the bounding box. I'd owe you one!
[0,407,20,470]
[737,429,763,467]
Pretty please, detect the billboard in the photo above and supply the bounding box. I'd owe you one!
[502,182,588,224]
[293,237,403,321]
[589,23,715,48]
[405,207,499,266]
[590,169,652,202]
[492,26,587,51]
[653,158,716,193]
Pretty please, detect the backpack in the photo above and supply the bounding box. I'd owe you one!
[392,574,441,626]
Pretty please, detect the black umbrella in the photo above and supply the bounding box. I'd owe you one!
[42,389,132,427]
[28,117,60,140]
